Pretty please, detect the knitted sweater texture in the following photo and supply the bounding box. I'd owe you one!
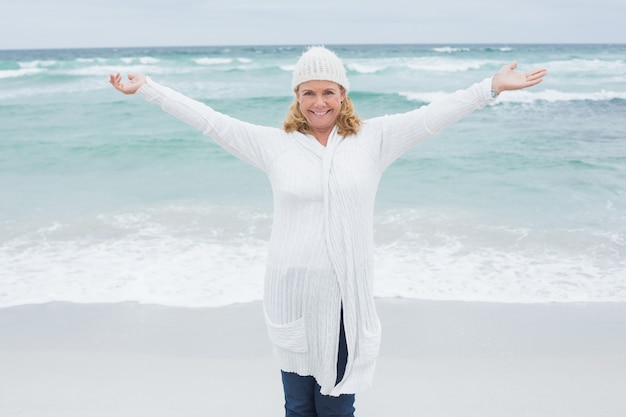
[136,77,495,396]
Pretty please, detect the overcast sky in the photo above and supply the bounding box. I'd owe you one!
[1,0,624,50]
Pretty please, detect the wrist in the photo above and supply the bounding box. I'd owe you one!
[491,76,502,96]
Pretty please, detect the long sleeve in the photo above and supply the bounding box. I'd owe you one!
[136,78,287,173]
[369,77,496,170]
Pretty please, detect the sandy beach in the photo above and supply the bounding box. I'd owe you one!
[1,299,625,417]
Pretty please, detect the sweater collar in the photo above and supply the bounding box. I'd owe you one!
[298,125,341,158]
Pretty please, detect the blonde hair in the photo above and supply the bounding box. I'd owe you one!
[283,88,362,137]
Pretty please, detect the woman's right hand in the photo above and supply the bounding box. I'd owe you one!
[109,73,147,95]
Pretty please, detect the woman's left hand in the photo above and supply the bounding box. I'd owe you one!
[492,61,547,95]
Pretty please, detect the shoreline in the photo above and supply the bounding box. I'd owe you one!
[1,299,625,416]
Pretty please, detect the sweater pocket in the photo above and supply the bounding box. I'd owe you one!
[358,320,382,360]
[263,310,309,353]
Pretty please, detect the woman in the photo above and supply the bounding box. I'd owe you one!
[110,46,546,417]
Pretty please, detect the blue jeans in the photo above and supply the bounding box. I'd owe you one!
[281,310,355,417]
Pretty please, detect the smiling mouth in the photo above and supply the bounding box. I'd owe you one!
[311,110,331,116]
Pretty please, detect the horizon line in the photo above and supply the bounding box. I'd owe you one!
[2,41,625,53]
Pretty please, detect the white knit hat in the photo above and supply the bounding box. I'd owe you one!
[291,46,350,92]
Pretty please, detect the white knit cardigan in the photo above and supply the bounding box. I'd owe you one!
[136,77,495,396]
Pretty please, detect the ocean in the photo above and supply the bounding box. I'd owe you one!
[1,44,625,308]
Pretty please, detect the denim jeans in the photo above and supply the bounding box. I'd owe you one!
[281,311,355,417]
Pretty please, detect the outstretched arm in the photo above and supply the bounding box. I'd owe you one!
[109,73,147,95]
[107,74,286,172]
[491,61,547,95]
[373,61,548,169]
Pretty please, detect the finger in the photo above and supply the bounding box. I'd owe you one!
[508,61,518,71]
[524,74,545,86]
[112,76,127,92]
[528,68,547,77]
[525,69,547,82]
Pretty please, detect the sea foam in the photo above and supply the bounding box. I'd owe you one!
[1,205,624,308]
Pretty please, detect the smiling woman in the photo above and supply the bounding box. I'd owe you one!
[282,48,356,146]
[289,81,347,146]
[108,45,546,417]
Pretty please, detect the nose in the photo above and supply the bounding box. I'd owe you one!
[313,94,326,107]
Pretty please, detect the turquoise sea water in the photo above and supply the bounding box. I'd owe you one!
[1,44,625,307]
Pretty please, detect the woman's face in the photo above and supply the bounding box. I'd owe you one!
[296,80,346,136]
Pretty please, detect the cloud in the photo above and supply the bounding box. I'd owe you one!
[0,0,624,50]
